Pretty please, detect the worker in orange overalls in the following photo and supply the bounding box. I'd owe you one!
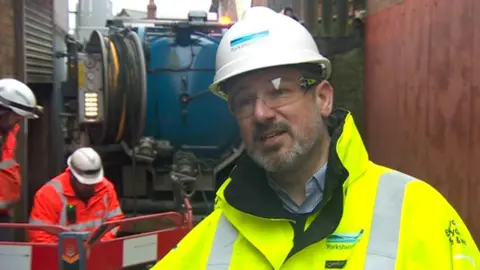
[0,78,39,241]
[28,147,124,243]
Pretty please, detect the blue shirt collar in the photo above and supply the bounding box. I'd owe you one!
[268,162,327,214]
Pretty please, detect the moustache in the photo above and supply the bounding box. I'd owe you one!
[253,122,291,141]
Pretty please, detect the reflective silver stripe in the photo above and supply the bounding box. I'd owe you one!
[364,171,414,269]
[101,194,122,219]
[30,216,104,231]
[0,159,19,210]
[48,179,68,226]
[204,171,414,268]
[206,215,238,268]
[69,218,103,231]
[102,193,122,236]
[29,218,51,225]
[0,199,16,209]
[111,227,119,235]
[103,194,108,220]
[28,179,68,226]
[0,159,17,170]
[106,207,122,219]
[29,179,123,237]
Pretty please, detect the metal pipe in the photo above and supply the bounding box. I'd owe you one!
[121,198,212,215]
[110,18,233,28]
[209,0,220,12]
[292,0,304,20]
[303,0,319,36]
[76,26,109,31]
[51,0,67,176]
[337,0,349,36]
[13,0,27,238]
[322,0,333,36]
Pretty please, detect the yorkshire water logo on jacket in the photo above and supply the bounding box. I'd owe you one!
[326,230,364,250]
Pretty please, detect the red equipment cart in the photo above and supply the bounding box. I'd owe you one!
[0,199,192,270]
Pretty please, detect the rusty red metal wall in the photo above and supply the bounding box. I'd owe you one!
[364,0,480,240]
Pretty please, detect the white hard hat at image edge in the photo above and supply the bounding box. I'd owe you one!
[209,6,332,99]
[0,78,39,119]
[67,147,104,185]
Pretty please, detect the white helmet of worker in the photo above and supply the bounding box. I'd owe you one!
[209,6,332,99]
[0,78,38,119]
[67,147,104,185]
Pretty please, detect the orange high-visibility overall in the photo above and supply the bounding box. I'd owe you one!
[28,169,124,243]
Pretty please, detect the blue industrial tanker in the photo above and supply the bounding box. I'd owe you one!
[62,11,243,214]
[139,24,240,160]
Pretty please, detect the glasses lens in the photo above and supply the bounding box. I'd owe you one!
[227,76,318,119]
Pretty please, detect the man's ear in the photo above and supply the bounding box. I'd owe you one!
[314,80,334,117]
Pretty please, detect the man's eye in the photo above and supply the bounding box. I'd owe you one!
[235,97,253,107]
[272,88,290,96]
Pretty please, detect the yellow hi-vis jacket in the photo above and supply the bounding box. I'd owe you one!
[152,109,480,270]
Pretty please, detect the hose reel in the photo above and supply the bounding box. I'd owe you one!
[85,29,147,147]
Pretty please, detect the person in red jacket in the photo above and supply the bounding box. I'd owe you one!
[0,78,39,241]
[28,147,124,243]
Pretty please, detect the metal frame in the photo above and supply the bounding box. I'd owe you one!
[0,199,192,270]
[13,0,29,235]
[24,0,55,83]
[109,18,234,29]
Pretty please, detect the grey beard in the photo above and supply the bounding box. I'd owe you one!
[248,108,325,172]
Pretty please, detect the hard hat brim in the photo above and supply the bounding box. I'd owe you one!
[10,106,39,119]
[67,156,104,185]
[209,49,331,99]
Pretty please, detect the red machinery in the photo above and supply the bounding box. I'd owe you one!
[0,199,192,270]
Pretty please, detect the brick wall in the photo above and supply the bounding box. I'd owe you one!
[0,0,16,78]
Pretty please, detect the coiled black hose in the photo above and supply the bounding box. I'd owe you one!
[101,29,146,147]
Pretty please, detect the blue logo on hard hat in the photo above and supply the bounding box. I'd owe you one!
[230,30,270,47]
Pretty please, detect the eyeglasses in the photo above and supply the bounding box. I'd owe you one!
[227,76,319,119]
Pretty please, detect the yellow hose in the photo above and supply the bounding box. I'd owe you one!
[109,39,127,143]
[116,95,127,142]
[109,40,120,93]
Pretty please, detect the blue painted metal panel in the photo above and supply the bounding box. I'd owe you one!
[138,27,241,159]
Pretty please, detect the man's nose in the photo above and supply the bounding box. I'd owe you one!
[252,98,275,123]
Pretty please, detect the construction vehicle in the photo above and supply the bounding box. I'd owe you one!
[0,8,238,270]
[61,9,240,223]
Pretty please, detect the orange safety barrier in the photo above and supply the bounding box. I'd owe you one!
[0,198,193,270]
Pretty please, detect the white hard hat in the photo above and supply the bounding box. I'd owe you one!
[209,6,331,99]
[67,147,104,185]
[0,78,38,119]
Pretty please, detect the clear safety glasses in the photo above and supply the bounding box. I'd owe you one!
[227,76,319,119]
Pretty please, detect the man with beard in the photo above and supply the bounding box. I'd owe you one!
[0,78,39,241]
[28,147,123,243]
[151,6,479,270]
